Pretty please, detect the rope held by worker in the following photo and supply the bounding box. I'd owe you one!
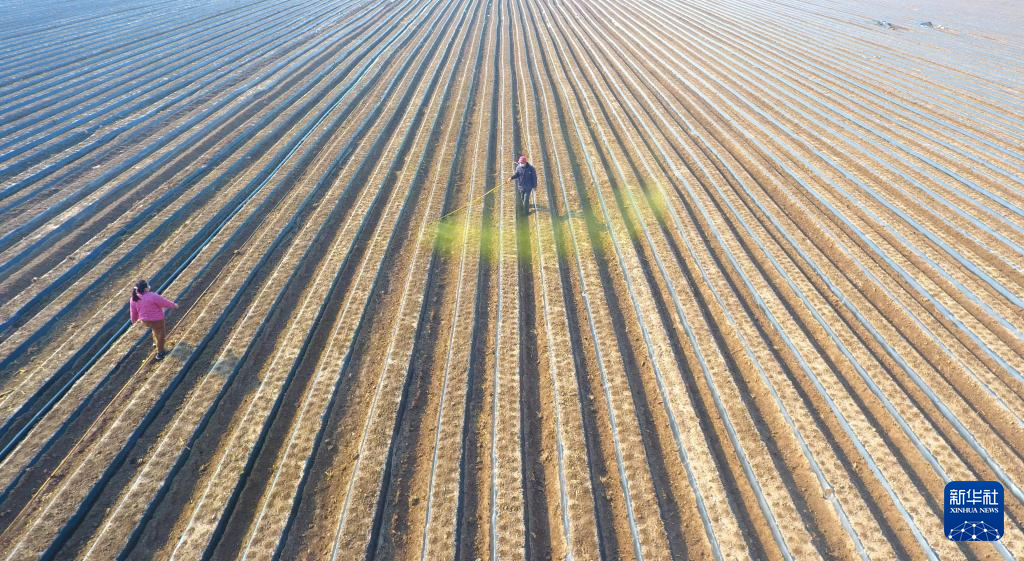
[437,185,497,221]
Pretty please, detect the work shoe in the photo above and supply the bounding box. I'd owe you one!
[155,352,167,361]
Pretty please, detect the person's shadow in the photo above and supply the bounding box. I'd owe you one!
[519,204,551,217]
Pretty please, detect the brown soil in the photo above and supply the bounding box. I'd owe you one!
[0,0,1021,559]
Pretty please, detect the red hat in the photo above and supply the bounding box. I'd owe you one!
[518,155,527,164]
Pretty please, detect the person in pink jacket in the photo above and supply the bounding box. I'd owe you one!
[129,279,178,360]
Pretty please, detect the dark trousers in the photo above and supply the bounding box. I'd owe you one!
[518,188,533,209]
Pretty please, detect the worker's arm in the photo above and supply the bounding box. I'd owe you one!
[155,294,178,309]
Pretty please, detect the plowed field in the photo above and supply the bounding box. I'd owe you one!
[1,0,1022,559]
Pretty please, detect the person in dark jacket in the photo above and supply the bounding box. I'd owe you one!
[509,155,537,211]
